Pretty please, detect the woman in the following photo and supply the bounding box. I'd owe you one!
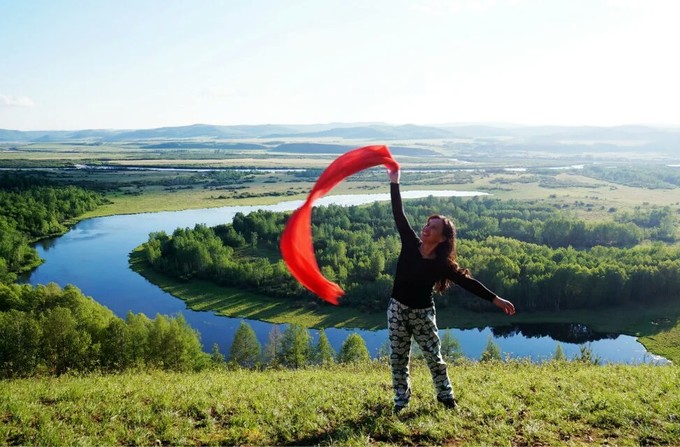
[387,168,515,413]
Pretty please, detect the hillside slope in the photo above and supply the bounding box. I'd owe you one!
[1,362,677,446]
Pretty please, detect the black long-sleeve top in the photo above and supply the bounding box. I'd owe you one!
[390,183,497,309]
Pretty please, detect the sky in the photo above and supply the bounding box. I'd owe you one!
[1,0,679,130]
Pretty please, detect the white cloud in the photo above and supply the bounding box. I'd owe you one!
[0,94,35,107]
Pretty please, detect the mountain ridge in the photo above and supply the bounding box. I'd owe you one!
[1,123,678,144]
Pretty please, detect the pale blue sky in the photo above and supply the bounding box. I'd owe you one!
[1,0,678,130]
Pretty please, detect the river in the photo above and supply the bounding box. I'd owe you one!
[24,191,667,364]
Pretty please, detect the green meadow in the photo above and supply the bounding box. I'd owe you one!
[2,362,678,446]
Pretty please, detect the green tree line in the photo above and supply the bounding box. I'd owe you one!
[227,321,600,370]
[0,175,105,238]
[229,323,369,369]
[0,282,209,378]
[0,282,389,378]
[581,165,680,189]
[0,173,106,282]
[140,196,680,313]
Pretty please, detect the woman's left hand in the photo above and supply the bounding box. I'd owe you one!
[387,168,400,184]
[493,296,516,316]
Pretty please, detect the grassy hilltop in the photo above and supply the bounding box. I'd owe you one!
[2,362,678,446]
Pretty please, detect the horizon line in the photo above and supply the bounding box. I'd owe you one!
[3,121,680,133]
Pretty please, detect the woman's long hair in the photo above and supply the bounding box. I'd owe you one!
[429,214,471,294]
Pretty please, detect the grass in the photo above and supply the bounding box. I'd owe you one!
[1,362,678,446]
[639,322,680,367]
[80,186,309,218]
[468,172,680,222]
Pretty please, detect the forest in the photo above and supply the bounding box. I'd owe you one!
[0,173,106,283]
[0,280,385,378]
[0,174,211,378]
[140,195,680,313]
[0,282,208,377]
[0,176,179,376]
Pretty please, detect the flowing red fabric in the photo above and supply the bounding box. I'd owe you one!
[280,145,400,305]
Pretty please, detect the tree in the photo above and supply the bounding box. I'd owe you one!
[279,324,311,368]
[575,344,600,365]
[229,321,261,368]
[100,318,131,371]
[552,343,566,362]
[376,339,391,362]
[311,329,336,365]
[263,325,283,366]
[41,307,91,374]
[337,333,370,364]
[126,312,151,367]
[0,310,42,378]
[146,314,206,371]
[440,330,464,362]
[480,335,502,362]
[210,343,226,367]
[369,252,385,277]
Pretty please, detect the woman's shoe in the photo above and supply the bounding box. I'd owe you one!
[437,396,457,409]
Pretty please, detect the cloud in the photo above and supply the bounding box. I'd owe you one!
[0,94,35,107]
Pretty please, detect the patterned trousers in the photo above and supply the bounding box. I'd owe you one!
[387,297,454,407]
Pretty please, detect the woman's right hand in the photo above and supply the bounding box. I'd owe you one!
[388,168,400,184]
[493,296,516,316]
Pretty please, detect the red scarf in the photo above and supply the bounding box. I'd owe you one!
[280,145,400,304]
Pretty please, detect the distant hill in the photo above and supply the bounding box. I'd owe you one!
[140,141,267,150]
[1,123,678,155]
[109,124,298,141]
[0,129,78,142]
[267,124,459,139]
[270,143,439,156]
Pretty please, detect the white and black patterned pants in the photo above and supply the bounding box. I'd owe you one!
[387,297,454,407]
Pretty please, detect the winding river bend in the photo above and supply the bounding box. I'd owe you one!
[24,191,667,364]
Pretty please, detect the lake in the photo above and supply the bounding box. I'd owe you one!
[24,191,668,364]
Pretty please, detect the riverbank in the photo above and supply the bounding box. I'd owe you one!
[129,248,680,364]
[2,362,678,446]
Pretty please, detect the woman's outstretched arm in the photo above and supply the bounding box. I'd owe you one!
[388,169,418,243]
[450,270,516,315]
